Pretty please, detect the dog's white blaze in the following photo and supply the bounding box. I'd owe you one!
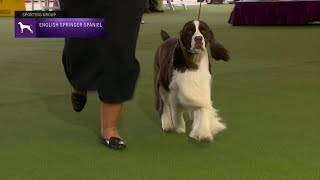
[160,48,226,141]
[190,20,205,53]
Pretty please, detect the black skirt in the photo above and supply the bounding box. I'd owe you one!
[59,0,145,103]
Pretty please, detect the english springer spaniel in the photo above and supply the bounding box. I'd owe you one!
[154,20,230,143]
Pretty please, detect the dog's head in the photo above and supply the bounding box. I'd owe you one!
[18,22,22,25]
[179,20,230,61]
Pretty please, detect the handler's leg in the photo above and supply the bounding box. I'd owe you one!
[98,0,145,148]
[101,103,123,139]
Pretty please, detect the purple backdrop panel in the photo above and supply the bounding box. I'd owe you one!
[228,1,320,25]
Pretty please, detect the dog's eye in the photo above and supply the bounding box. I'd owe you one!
[187,29,193,35]
[200,29,207,34]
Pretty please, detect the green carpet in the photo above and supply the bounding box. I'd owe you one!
[1,5,320,180]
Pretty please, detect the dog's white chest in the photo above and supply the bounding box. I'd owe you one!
[170,53,212,107]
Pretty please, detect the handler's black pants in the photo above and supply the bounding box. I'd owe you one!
[59,0,145,103]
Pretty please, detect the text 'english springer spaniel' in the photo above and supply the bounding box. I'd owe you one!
[154,20,230,143]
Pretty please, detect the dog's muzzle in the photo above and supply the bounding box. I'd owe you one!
[189,36,205,54]
[194,36,203,49]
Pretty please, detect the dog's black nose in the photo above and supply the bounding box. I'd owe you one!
[194,36,203,42]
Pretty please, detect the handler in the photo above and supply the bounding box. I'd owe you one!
[59,0,145,150]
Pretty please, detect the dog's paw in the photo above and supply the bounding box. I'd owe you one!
[162,126,174,132]
[189,130,199,140]
[190,130,214,143]
[175,126,186,133]
[198,130,214,143]
[161,113,174,132]
[162,122,174,132]
[199,135,213,143]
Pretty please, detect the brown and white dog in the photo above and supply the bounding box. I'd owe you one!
[154,20,230,142]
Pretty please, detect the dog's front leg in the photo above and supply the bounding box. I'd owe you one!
[170,97,186,133]
[189,109,200,140]
[172,106,186,133]
[197,107,214,143]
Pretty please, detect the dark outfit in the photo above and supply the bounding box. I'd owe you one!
[145,0,159,9]
[59,0,145,103]
[145,0,164,13]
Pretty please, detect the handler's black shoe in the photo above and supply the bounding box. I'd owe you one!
[71,90,87,112]
[100,136,126,150]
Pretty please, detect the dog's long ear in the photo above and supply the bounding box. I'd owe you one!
[160,30,171,41]
[209,30,230,61]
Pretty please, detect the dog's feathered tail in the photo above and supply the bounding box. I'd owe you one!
[160,30,171,41]
[154,37,179,116]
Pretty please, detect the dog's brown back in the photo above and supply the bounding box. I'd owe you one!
[154,31,179,116]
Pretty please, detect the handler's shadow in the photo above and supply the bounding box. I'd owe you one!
[27,65,104,136]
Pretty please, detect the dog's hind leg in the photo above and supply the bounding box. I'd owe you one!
[161,102,174,132]
[160,88,174,132]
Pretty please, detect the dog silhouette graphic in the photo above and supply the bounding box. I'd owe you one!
[17,22,33,34]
